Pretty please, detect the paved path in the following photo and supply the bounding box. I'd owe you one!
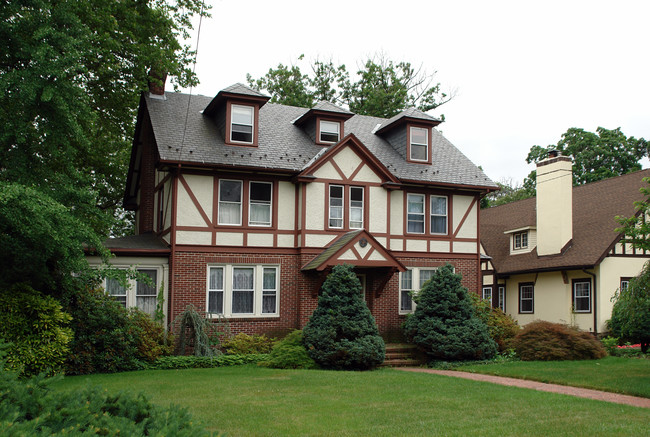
[397,367,650,409]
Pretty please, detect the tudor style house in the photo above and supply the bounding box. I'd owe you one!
[88,82,497,338]
[480,151,650,334]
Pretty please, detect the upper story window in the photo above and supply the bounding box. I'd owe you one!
[407,194,425,234]
[319,120,340,144]
[407,193,448,235]
[349,187,363,229]
[218,178,274,227]
[329,185,344,228]
[249,182,272,226]
[409,126,429,162]
[514,231,528,250]
[430,195,447,234]
[328,184,365,230]
[230,104,254,144]
[218,180,243,225]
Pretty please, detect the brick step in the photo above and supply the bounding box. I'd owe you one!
[385,351,414,359]
[382,343,425,367]
[380,358,423,367]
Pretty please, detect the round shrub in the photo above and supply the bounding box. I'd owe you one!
[470,293,520,351]
[403,264,497,361]
[609,262,650,353]
[513,320,606,361]
[222,333,276,355]
[303,265,385,370]
[0,284,73,377]
[260,330,317,369]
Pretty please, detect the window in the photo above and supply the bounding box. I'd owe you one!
[218,180,242,225]
[573,279,591,313]
[482,287,492,302]
[349,187,363,229]
[103,267,163,317]
[407,194,425,234]
[136,269,157,317]
[329,185,344,228]
[207,265,279,317]
[497,286,505,311]
[230,104,254,143]
[514,231,528,249]
[249,181,272,226]
[400,267,438,314]
[430,195,448,234]
[409,126,428,161]
[319,120,340,143]
[620,277,631,292]
[106,277,127,307]
[519,283,534,313]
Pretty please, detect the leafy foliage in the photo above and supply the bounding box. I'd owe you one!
[512,321,606,361]
[616,178,650,252]
[260,330,318,370]
[470,293,520,351]
[608,262,650,353]
[222,333,276,355]
[404,265,497,361]
[172,305,228,357]
[145,354,269,370]
[303,265,385,370]
[0,284,73,377]
[248,54,453,118]
[482,178,535,209]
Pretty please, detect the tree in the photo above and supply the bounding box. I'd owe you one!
[247,55,453,119]
[608,262,650,353]
[302,264,385,370]
[523,127,648,189]
[482,178,535,209]
[403,264,497,361]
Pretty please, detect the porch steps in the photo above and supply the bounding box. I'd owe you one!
[381,343,425,367]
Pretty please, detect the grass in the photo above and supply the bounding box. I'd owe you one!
[52,365,650,436]
[456,356,650,398]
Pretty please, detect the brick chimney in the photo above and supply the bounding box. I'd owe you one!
[536,150,573,256]
[147,69,167,98]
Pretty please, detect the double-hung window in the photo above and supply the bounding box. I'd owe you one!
[249,181,272,226]
[136,269,158,316]
[400,268,437,313]
[497,286,505,311]
[620,277,631,292]
[514,231,528,249]
[519,283,534,314]
[430,195,447,234]
[329,185,344,228]
[232,267,254,314]
[349,187,363,229]
[103,267,163,318]
[407,194,425,233]
[262,267,278,314]
[482,287,492,302]
[319,120,340,143]
[573,279,591,313]
[106,277,127,307]
[207,265,279,317]
[230,104,254,143]
[218,180,242,225]
[409,127,428,161]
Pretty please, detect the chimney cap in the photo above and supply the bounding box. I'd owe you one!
[548,149,561,159]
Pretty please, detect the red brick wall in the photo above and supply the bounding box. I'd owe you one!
[138,130,156,233]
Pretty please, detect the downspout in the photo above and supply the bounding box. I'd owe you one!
[582,268,597,335]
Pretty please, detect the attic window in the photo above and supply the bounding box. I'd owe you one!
[230,104,254,144]
[409,126,429,162]
[319,120,340,144]
[514,231,528,250]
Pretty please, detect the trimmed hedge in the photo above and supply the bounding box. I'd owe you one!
[513,320,606,361]
[260,330,317,369]
[145,354,269,370]
[222,333,276,355]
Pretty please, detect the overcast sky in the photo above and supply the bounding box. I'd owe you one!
[179,0,649,184]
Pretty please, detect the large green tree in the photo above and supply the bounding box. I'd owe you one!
[0,0,209,293]
[247,55,453,119]
[608,261,650,353]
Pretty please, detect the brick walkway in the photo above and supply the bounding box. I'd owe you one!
[397,367,650,409]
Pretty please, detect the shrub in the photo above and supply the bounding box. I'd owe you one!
[222,333,276,355]
[609,262,650,353]
[171,305,227,357]
[303,265,385,370]
[403,264,497,361]
[129,308,174,362]
[260,330,317,369]
[512,320,606,361]
[601,336,620,356]
[146,354,269,370]
[470,293,520,351]
[0,284,73,377]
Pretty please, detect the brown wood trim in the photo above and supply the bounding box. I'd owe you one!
[329,159,348,181]
[294,184,300,248]
[349,245,362,261]
[363,247,376,261]
[315,118,344,146]
[300,183,307,248]
[178,174,213,227]
[174,245,301,254]
[224,101,260,147]
[405,124,433,165]
[348,160,365,182]
[386,190,391,250]
[154,172,173,191]
[452,196,477,238]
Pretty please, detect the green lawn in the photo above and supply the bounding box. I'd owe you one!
[52,365,649,436]
[457,356,650,398]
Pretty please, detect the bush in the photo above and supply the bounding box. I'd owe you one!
[303,265,385,370]
[512,320,606,361]
[609,262,650,353]
[403,264,497,361]
[0,352,212,435]
[260,330,317,369]
[470,293,520,351]
[146,354,269,370]
[0,284,73,377]
[222,333,276,355]
[129,308,174,362]
[171,305,227,357]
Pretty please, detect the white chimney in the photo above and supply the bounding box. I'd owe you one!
[536,150,573,256]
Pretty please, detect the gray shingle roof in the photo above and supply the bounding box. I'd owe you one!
[220,83,268,98]
[145,91,496,188]
[379,107,441,132]
[311,100,353,114]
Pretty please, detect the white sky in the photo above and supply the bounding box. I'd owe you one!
[180,0,649,184]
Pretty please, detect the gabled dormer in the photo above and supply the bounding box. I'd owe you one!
[293,101,354,146]
[375,108,442,164]
[504,226,537,255]
[203,83,270,147]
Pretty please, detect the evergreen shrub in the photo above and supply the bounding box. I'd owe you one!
[608,262,650,353]
[260,330,317,369]
[470,293,520,351]
[303,265,385,370]
[513,320,606,361]
[403,264,497,361]
[146,354,269,370]
[222,333,276,355]
[0,284,73,377]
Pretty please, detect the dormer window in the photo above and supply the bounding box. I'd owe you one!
[230,104,254,144]
[409,126,430,162]
[319,120,340,143]
[514,231,528,250]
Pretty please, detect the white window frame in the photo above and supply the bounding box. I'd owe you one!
[230,104,254,144]
[407,193,425,234]
[102,267,163,317]
[218,179,243,226]
[248,181,273,227]
[319,120,340,143]
[519,283,534,314]
[514,231,528,250]
[573,280,591,313]
[430,195,448,235]
[620,278,630,292]
[262,267,278,314]
[409,126,429,162]
[206,264,280,318]
[498,286,506,311]
[329,184,344,229]
[207,266,224,314]
[399,267,438,314]
[349,186,364,229]
[482,287,492,302]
